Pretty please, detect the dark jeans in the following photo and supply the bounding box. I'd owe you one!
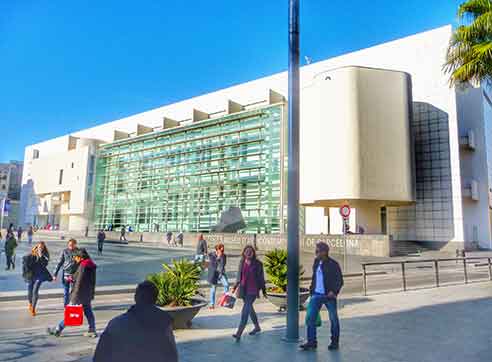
[5,254,14,269]
[62,275,72,306]
[306,293,340,344]
[236,294,259,335]
[28,279,44,309]
[58,303,95,333]
[97,241,104,254]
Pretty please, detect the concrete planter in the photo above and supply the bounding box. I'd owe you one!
[158,297,207,329]
[265,287,310,312]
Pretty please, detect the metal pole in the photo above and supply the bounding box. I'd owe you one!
[488,258,492,281]
[285,0,300,342]
[362,264,367,296]
[463,258,468,284]
[0,198,4,235]
[434,260,439,287]
[401,262,407,292]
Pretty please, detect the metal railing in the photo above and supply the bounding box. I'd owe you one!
[361,257,492,296]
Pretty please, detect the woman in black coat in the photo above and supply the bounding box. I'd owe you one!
[231,245,266,341]
[24,242,53,316]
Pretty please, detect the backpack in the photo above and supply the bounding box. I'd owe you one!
[22,254,34,282]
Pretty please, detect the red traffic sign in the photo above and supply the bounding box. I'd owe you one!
[339,204,351,218]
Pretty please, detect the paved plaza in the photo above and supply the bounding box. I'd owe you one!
[0,281,491,362]
[0,239,193,293]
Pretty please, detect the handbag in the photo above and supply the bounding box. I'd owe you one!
[218,293,236,309]
[305,299,322,327]
[64,304,84,326]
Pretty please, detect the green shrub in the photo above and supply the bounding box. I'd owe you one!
[264,249,304,293]
[147,259,201,307]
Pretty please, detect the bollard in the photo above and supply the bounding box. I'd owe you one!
[463,258,468,284]
[488,258,492,281]
[362,264,367,296]
[401,262,407,292]
[434,260,439,287]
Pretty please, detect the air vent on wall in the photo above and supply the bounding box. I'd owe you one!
[460,129,476,150]
[463,180,479,201]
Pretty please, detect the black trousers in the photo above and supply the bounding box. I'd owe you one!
[236,294,259,335]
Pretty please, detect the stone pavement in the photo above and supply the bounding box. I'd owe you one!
[0,239,192,293]
[0,281,491,362]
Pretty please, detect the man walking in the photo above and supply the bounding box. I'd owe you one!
[166,231,173,246]
[53,238,79,306]
[93,281,178,362]
[300,242,344,351]
[48,248,97,338]
[97,229,106,255]
[17,226,23,242]
[176,231,184,247]
[120,226,127,242]
[4,231,18,270]
[27,225,34,244]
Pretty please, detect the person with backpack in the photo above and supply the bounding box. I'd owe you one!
[231,245,266,341]
[166,231,173,246]
[176,232,184,247]
[208,243,229,310]
[4,231,18,270]
[97,230,106,255]
[53,238,79,306]
[23,242,54,316]
[48,248,97,338]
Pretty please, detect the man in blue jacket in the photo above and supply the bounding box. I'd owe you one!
[300,242,344,351]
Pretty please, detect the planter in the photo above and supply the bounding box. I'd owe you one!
[265,287,310,312]
[158,297,207,329]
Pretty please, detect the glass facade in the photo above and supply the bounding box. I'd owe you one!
[94,104,285,233]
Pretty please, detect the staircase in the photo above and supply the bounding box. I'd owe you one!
[391,241,429,257]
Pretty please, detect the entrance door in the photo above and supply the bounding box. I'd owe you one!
[380,207,387,234]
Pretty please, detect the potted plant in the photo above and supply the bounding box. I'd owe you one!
[147,259,207,329]
[264,249,310,312]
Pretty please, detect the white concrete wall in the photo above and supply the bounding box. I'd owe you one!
[21,136,97,230]
[300,66,414,206]
[23,25,471,243]
[457,88,492,248]
[304,207,328,234]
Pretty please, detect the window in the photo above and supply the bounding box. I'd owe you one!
[71,162,74,168]
[33,149,39,159]
[58,169,64,185]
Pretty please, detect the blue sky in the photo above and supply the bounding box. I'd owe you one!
[0,0,461,162]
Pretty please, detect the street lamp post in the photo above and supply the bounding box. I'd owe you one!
[285,0,300,342]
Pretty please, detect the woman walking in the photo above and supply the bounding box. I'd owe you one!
[24,242,54,316]
[231,245,266,341]
[208,243,229,309]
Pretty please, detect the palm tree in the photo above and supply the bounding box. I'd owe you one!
[444,0,492,86]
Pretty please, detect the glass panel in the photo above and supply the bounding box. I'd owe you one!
[94,105,284,233]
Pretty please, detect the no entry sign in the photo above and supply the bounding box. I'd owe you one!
[339,204,351,218]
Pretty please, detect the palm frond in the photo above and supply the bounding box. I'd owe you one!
[458,0,492,19]
[444,0,492,85]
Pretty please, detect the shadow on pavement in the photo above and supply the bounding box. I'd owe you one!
[176,296,492,362]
